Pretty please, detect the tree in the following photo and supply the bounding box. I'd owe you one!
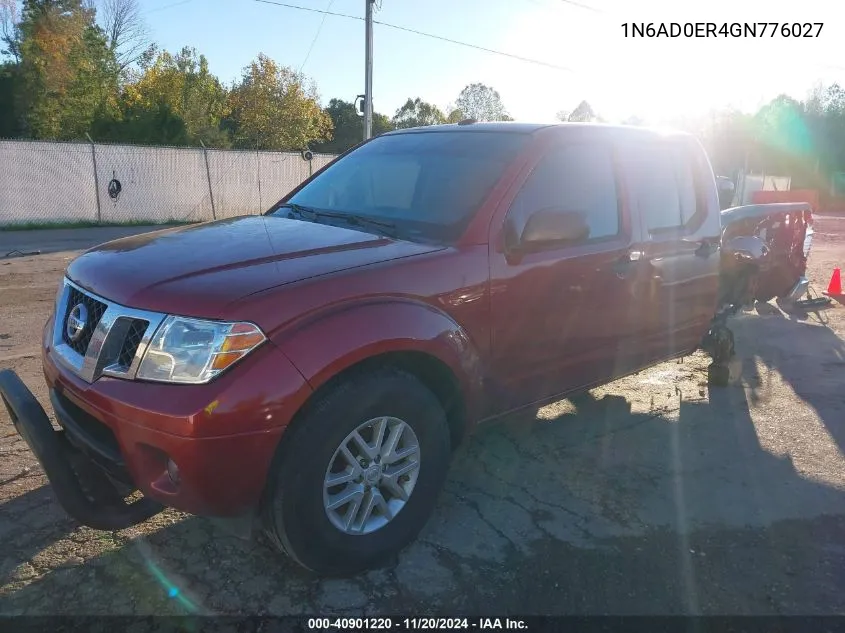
[392,97,445,129]
[802,83,845,185]
[0,61,23,136]
[753,94,813,173]
[696,108,754,177]
[97,0,151,72]
[111,46,229,146]
[445,108,463,123]
[17,0,120,139]
[308,98,393,154]
[92,100,188,145]
[225,53,332,151]
[806,81,845,116]
[569,100,596,122]
[372,111,394,136]
[557,100,597,122]
[310,98,361,154]
[0,0,20,62]
[454,83,511,122]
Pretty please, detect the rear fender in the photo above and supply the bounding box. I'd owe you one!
[273,299,485,424]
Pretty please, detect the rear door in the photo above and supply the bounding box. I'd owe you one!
[618,135,722,363]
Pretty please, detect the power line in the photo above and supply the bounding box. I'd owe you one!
[372,20,574,72]
[252,0,359,20]
[525,0,602,13]
[143,0,195,15]
[559,0,601,13]
[250,0,575,73]
[299,0,336,73]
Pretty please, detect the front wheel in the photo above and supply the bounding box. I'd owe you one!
[261,368,452,575]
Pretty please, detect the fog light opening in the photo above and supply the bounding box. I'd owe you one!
[166,459,180,485]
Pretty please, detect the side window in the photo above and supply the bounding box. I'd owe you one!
[633,141,699,231]
[635,142,682,231]
[508,143,620,242]
[673,146,699,225]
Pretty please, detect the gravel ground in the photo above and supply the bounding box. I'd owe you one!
[1,219,844,616]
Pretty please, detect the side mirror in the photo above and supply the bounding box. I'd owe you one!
[716,177,735,210]
[517,208,590,251]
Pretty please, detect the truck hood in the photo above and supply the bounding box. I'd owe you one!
[66,216,442,317]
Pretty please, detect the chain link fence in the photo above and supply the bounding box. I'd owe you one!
[0,138,338,227]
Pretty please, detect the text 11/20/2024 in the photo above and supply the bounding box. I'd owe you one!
[621,22,824,38]
[307,618,528,630]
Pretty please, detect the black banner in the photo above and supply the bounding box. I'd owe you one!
[3,616,845,633]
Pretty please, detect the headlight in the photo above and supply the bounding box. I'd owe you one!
[137,316,266,384]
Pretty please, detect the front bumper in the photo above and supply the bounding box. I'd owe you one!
[0,326,313,529]
[0,369,162,530]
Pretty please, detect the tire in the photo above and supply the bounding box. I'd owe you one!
[707,362,731,387]
[261,367,451,575]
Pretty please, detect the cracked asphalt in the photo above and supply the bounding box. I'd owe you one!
[1,219,844,616]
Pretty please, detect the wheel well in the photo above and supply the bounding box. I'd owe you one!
[302,351,467,449]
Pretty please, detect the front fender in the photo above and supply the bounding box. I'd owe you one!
[273,299,485,422]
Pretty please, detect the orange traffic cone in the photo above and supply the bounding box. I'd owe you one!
[826,267,842,296]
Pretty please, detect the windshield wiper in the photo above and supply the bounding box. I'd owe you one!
[278,203,399,238]
[276,202,321,219]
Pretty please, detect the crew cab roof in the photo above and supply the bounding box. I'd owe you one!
[383,121,695,140]
[383,122,556,135]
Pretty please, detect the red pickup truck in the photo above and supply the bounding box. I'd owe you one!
[0,122,813,575]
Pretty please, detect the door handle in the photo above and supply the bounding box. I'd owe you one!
[695,240,717,258]
[613,250,643,278]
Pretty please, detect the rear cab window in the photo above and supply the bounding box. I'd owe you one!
[626,137,706,236]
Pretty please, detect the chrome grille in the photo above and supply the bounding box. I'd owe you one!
[52,278,166,384]
[62,286,108,354]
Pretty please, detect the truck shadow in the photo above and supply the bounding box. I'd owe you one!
[2,357,844,614]
[732,310,845,456]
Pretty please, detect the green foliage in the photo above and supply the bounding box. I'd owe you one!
[0,61,23,136]
[225,53,332,151]
[91,100,188,145]
[113,46,229,146]
[311,98,363,154]
[393,97,445,129]
[17,0,119,139]
[445,108,463,124]
[373,111,394,136]
[311,98,394,154]
[696,108,754,177]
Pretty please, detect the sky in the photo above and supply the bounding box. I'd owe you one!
[142,0,845,124]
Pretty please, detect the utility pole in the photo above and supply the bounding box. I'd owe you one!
[363,0,374,141]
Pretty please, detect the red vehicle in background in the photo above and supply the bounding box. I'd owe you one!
[0,122,814,575]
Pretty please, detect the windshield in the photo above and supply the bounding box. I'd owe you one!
[271,130,529,243]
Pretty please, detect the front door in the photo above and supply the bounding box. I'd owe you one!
[487,138,644,413]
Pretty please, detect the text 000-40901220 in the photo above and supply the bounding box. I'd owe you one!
[306,618,529,630]
[621,22,824,38]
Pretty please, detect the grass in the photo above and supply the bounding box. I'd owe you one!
[1,219,200,231]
